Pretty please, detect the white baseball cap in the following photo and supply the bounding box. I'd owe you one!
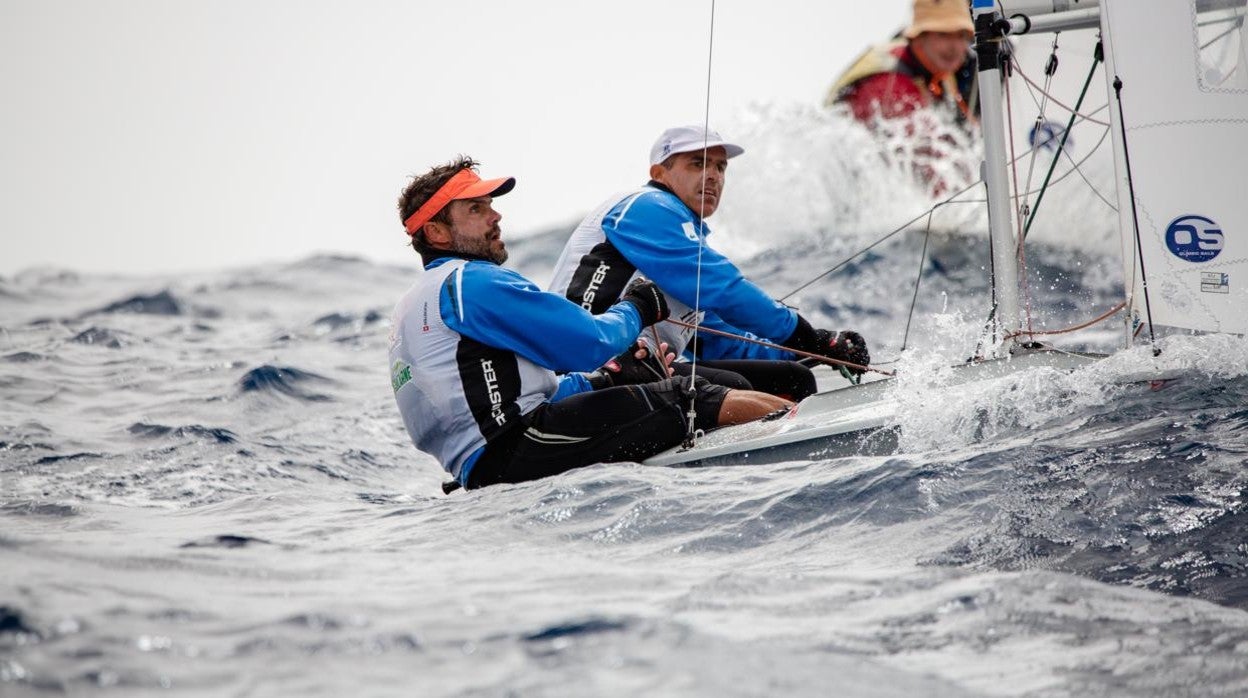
[649,125,745,166]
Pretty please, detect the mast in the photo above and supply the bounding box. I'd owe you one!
[973,0,1021,352]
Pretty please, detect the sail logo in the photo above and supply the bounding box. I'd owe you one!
[1028,120,1071,152]
[1165,215,1223,262]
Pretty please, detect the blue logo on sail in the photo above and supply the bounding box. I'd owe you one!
[1164,215,1223,262]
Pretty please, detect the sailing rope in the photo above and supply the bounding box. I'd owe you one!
[1018,33,1061,220]
[1004,301,1126,341]
[681,0,717,448]
[666,318,894,377]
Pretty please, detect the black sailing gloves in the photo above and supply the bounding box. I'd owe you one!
[783,314,872,377]
[589,279,671,391]
[819,330,871,375]
[619,278,670,328]
[587,343,669,390]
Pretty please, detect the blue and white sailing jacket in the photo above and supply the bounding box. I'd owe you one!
[389,255,644,485]
[548,182,799,361]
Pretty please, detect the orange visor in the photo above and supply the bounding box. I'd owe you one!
[403,169,516,236]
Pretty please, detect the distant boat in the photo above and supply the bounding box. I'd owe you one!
[647,0,1248,468]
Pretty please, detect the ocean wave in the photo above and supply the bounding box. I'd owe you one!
[237,365,334,401]
[87,289,183,316]
[127,423,239,444]
[69,326,129,348]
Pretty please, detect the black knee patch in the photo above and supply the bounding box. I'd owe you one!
[642,376,728,432]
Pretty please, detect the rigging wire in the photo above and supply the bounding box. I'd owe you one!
[900,209,935,351]
[1056,127,1117,212]
[776,178,982,303]
[1012,62,1110,126]
[1022,40,1105,237]
[681,0,717,448]
[1018,32,1061,222]
[1010,50,1118,212]
[1112,75,1161,356]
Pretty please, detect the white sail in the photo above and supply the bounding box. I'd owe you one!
[1101,0,1248,337]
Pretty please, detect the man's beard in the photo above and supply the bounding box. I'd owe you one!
[454,235,508,264]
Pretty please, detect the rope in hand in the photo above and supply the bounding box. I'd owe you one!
[665,318,894,377]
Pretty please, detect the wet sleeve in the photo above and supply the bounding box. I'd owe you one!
[603,193,798,342]
[441,262,642,373]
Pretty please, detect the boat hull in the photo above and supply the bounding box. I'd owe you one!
[644,348,1105,468]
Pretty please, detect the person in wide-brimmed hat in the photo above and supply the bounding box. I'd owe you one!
[827,0,978,125]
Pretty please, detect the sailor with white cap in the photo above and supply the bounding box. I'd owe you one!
[548,125,871,401]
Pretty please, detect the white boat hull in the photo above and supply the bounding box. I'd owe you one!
[644,348,1104,468]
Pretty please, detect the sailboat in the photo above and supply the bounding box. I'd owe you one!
[645,0,1247,468]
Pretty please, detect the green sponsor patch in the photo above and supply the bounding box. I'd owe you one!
[391,361,413,393]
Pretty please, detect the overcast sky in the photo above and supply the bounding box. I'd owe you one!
[2,1,910,276]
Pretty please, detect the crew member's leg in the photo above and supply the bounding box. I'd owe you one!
[469,377,788,487]
[700,359,817,401]
[670,361,751,390]
[717,388,793,424]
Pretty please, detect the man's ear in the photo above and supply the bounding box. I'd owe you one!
[421,220,453,248]
[648,163,667,182]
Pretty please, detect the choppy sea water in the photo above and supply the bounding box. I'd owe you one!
[4,110,1248,696]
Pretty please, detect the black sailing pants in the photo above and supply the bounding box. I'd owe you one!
[466,376,729,489]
